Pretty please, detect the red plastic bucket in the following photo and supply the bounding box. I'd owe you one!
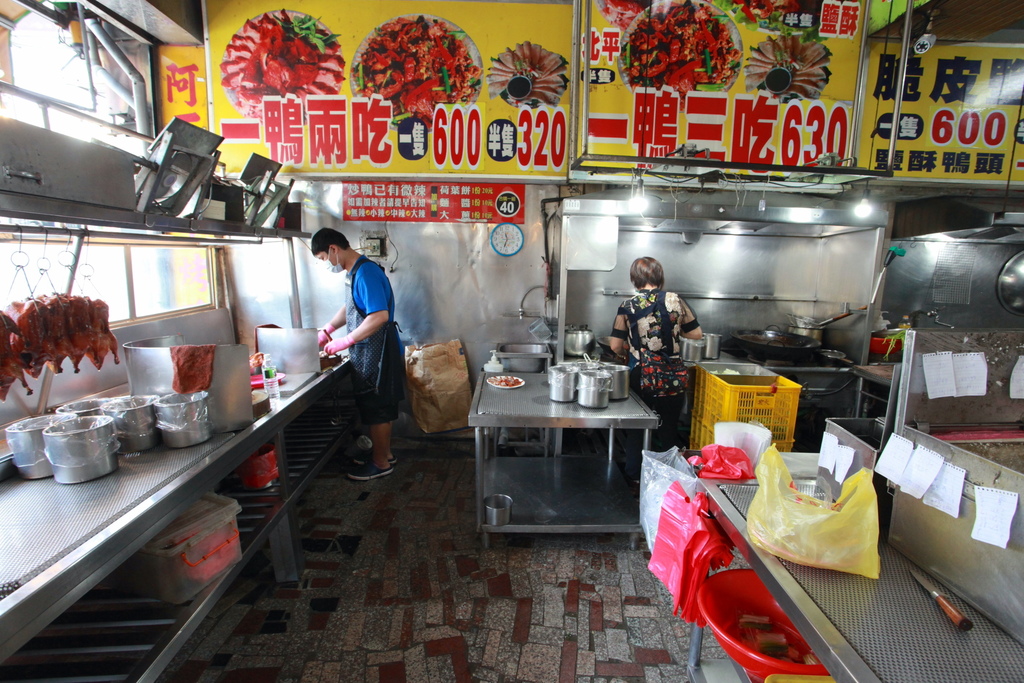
[697,569,829,683]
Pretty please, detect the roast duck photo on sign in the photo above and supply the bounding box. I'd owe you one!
[0,295,120,401]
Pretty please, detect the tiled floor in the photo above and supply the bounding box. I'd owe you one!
[159,436,731,683]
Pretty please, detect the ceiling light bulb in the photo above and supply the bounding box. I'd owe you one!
[628,194,649,213]
[855,197,873,217]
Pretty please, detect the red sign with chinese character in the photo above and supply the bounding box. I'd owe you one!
[156,45,208,129]
[340,182,525,224]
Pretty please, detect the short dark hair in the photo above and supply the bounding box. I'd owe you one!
[630,257,664,289]
[310,228,349,255]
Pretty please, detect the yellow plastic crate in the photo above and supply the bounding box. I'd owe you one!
[690,367,802,445]
[688,415,793,454]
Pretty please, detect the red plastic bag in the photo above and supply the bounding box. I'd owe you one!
[648,481,734,624]
[235,443,279,489]
[688,444,755,479]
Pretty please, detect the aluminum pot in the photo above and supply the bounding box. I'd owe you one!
[702,333,722,360]
[57,398,110,418]
[548,364,577,402]
[577,369,611,409]
[786,325,824,342]
[5,414,74,479]
[564,326,596,357]
[681,338,705,362]
[102,395,160,453]
[602,363,630,400]
[42,415,119,484]
[154,391,212,448]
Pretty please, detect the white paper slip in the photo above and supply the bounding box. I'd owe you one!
[922,351,956,399]
[952,352,988,396]
[900,446,946,499]
[971,487,1019,549]
[818,432,839,474]
[833,445,856,484]
[923,462,967,518]
[1011,357,1024,399]
[875,433,914,484]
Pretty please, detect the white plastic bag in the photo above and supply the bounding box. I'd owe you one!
[713,421,772,468]
[640,446,698,551]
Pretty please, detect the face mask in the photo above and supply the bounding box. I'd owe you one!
[320,250,345,273]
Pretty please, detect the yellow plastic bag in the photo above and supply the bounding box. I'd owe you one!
[746,446,880,579]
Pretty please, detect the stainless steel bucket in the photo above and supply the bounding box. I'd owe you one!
[56,398,110,418]
[5,414,74,479]
[602,363,630,400]
[484,494,513,526]
[154,391,213,448]
[578,369,612,409]
[702,333,722,360]
[42,415,119,484]
[681,338,705,362]
[102,395,160,453]
[547,365,577,402]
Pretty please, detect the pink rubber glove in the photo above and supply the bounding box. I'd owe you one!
[318,325,335,348]
[324,334,355,356]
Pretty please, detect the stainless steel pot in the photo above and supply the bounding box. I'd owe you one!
[702,333,722,360]
[786,325,824,342]
[42,415,119,484]
[547,364,577,402]
[602,363,630,400]
[57,398,110,418]
[5,414,74,479]
[577,369,611,409]
[564,326,596,357]
[102,395,160,453]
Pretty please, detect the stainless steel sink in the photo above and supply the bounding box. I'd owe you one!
[496,343,552,373]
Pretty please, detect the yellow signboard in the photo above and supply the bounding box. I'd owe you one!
[206,0,572,179]
[581,0,865,173]
[859,42,1024,182]
[155,45,209,130]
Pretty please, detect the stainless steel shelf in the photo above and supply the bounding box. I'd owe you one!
[0,190,304,241]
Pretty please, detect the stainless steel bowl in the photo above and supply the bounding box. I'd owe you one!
[56,398,111,418]
[102,395,160,453]
[42,415,119,484]
[154,391,212,448]
[6,414,75,479]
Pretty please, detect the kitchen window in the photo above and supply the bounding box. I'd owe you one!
[0,241,213,322]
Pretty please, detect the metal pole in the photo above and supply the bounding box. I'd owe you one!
[85,18,153,137]
[568,0,583,175]
[848,0,873,165]
[77,3,98,112]
[886,0,916,173]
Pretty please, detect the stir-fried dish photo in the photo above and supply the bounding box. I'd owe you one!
[221,10,346,119]
[619,0,742,110]
[351,14,482,125]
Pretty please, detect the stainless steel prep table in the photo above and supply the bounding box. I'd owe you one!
[0,362,352,678]
[694,479,1024,683]
[469,372,659,547]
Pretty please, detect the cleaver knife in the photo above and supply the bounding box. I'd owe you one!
[909,568,974,631]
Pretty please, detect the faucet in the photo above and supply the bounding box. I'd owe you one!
[910,309,955,329]
[518,285,546,319]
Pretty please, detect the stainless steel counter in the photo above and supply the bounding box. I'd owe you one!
[0,363,351,670]
[699,480,1024,683]
[469,373,659,546]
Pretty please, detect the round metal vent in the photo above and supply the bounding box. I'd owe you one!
[997,251,1024,315]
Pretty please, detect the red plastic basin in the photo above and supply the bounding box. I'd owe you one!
[697,569,829,683]
[869,336,902,355]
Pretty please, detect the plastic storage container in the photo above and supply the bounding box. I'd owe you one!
[690,366,801,450]
[104,492,242,604]
[697,569,829,683]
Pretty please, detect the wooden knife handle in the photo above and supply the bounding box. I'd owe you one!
[936,595,974,631]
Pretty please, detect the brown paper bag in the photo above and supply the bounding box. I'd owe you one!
[404,340,473,433]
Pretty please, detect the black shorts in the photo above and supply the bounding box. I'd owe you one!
[352,373,400,425]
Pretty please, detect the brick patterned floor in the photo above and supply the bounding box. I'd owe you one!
[158,437,730,682]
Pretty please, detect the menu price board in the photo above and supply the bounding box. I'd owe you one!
[582,0,865,175]
[860,42,1024,182]
[340,182,526,224]
[206,0,572,179]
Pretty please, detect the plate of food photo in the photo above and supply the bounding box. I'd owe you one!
[487,375,525,389]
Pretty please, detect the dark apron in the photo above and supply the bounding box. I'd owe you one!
[346,258,405,401]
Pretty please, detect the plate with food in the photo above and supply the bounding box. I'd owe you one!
[618,0,742,111]
[221,10,346,119]
[350,14,482,125]
[487,375,525,389]
[596,0,648,30]
[486,41,569,109]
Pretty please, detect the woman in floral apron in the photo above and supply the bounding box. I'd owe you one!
[312,228,405,481]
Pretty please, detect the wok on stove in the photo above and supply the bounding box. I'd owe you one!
[731,329,822,362]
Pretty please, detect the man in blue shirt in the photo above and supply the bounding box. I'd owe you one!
[312,228,404,481]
